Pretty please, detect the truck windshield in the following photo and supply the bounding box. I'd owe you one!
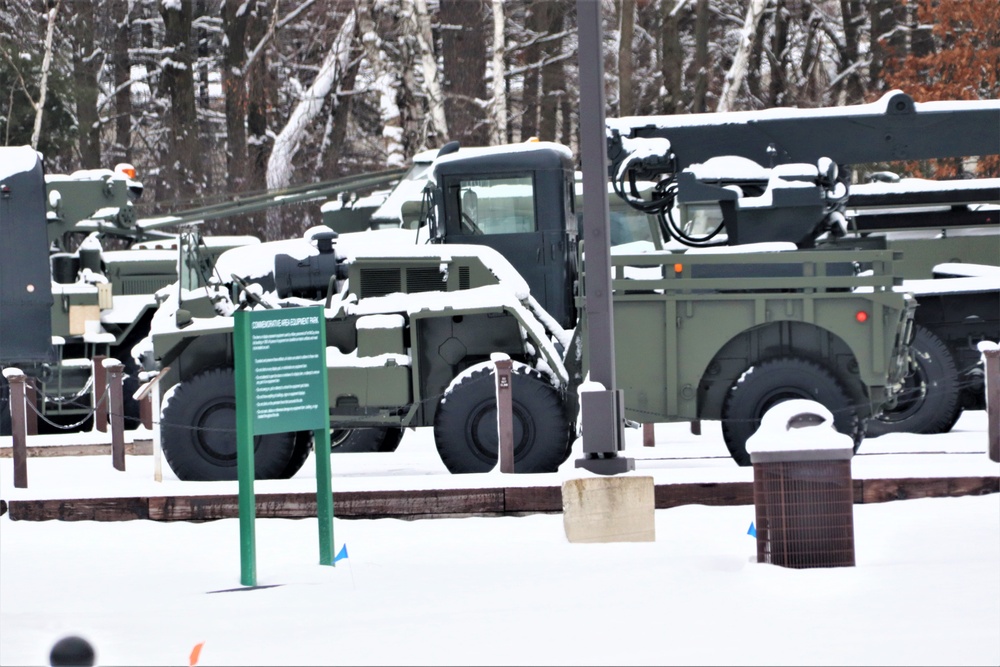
[457,175,536,236]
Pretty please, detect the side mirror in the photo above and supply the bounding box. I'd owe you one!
[175,309,193,328]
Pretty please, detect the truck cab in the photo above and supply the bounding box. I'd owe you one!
[426,141,580,330]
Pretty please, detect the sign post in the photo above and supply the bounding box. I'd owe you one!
[234,306,334,587]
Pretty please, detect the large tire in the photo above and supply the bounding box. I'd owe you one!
[433,362,570,474]
[280,431,314,478]
[721,357,862,467]
[121,353,144,431]
[867,325,962,437]
[160,368,308,481]
[330,427,403,453]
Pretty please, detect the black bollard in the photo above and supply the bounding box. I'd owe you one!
[49,635,96,667]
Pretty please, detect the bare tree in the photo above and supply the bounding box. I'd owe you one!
[409,0,449,144]
[359,0,406,166]
[618,0,635,115]
[30,0,62,150]
[266,9,357,193]
[717,0,767,112]
[488,0,507,145]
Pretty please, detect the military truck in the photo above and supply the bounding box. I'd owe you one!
[1,148,264,435]
[1,147,166,433]
[606,90,999,437]
[143,131,915,479]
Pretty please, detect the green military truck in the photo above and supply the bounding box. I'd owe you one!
[606,90,999,437]
[143,134,915,479]
[1,147,163,432]
[0,146,260,434]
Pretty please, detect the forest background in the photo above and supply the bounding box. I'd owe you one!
[1,0,998,241]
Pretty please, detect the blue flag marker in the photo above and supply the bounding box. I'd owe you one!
[747,521,756,537]
[334,544,349,563]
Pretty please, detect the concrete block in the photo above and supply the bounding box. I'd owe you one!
[562,476,656,543]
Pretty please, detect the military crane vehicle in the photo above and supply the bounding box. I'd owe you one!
[606,90,999,437]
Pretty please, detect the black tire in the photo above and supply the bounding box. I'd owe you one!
[721,357,862,467]
[121,353,143,431]
[330,427,403,453]
[160,368,307,481]
[280,431,314,478]
[433,364,570,474]
[867,325,962,437]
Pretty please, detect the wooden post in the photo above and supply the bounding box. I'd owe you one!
[93,355,108,433]
[643,423,655,447]
[982,344,999,464]
[4,369,28,488]
[105,360,126,471]
[24,376,38,435]
[494,357,514,473]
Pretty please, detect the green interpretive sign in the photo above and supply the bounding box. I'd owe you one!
[237,306,328,435]
[233,305,335,586]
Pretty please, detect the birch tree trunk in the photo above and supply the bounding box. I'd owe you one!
[265,9,356,238]
[359,0,406,167]
[266,10,355,191]
[31,0,61,150]
[410,0,448,145]
[488,0,506,145]
[717,0,767,112]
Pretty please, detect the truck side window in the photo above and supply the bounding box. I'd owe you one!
[459,175,536,235]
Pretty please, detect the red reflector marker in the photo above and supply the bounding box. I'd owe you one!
[856,311,869,323]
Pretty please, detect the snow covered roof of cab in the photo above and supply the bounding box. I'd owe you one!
[0,146,42,180]
[429,141,573,182]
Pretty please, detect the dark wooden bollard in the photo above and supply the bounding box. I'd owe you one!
[4,368,29,488]
[494,357,514,473]
[104,360,126,471]
[643,423,654,447]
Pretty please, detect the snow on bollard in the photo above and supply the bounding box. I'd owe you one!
[746,400,856,568]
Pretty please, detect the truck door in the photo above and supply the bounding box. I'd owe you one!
[440,172,575,328]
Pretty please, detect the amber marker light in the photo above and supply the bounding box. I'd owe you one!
[674,263,683,274]
[856,311,869,323]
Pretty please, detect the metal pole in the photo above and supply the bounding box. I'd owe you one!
[575,0,632,475]
[5,369,28,488]
[105,360,126,471]
[495,357,515,473]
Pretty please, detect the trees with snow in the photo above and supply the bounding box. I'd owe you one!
[1,0,993,239]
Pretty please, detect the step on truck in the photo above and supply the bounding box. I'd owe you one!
[144,135,915,480]
[606,90,999,437]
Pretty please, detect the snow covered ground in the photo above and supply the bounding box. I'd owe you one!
[1,413,998,666]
